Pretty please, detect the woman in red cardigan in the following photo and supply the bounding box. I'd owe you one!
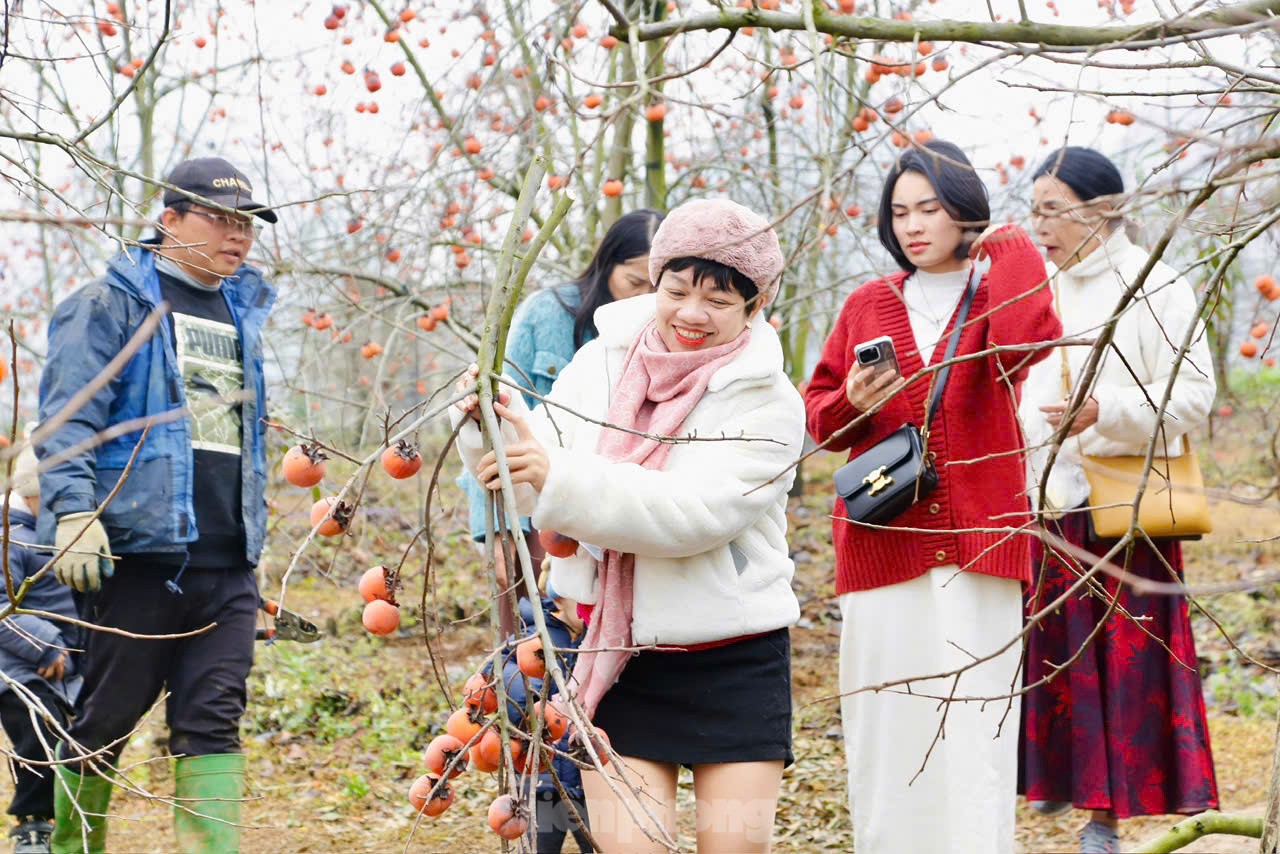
[804,139,1061,853]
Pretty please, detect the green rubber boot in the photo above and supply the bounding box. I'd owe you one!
[50,763,112,854]
[172,753,246,854]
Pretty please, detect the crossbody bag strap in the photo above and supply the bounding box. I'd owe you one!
[923,262,981,433]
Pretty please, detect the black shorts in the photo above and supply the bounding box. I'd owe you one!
[591,627,793,768]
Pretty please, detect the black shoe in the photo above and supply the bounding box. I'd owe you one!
[9,818,53,854]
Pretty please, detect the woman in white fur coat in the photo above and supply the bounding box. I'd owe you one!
[454,198,805,854]
[1018,146,1219,854]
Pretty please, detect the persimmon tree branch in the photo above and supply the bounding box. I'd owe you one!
[611,0,1280,48]
[1136,811,1263,852]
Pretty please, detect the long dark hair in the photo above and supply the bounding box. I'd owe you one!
[877,140,990,273]
[558,209,664,348]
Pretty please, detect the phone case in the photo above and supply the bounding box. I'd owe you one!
[856,336,899,378]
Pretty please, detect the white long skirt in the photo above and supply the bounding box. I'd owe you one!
[838,567,1023,854]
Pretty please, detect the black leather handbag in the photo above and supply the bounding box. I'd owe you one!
[833,268,979,526]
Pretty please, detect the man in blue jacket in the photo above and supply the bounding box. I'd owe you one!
[1,440,82,854]
[35,157,277,854]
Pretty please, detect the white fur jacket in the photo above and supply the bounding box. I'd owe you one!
[453,294,805,646]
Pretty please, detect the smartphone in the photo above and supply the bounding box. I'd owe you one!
[854,336,899,379]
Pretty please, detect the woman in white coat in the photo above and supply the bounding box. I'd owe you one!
[455,198,806,853]
[1019,146,1219,854]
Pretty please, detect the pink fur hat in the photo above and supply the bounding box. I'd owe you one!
[648,198,784,305]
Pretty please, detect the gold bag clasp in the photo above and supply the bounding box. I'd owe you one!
[863,466,894,496]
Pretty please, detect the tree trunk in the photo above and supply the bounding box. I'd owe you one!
[602,45,635,227]
[1261,679,1280,852]
[643,0,668,211]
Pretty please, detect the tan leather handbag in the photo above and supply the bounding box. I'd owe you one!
[1080,435,1212,539]
[1053,286,1211,540]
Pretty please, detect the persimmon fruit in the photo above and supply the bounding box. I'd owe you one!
[472,728,503,769]
[362,599,400,635]
[538,700,569,740]
[516,636,546,679]
[408,775,453,816]
[310,497,353,536]
[424,734,469,779]
[359,565,391,603]
[538,530,579,558]
[487,795,530,840]
[381,439,423,479]
[1256,275,1279,301]
[446,706,485,744]
[282,444,327,487]
[463,672,498,714]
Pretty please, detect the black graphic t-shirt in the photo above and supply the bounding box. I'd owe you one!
[157,270,247,569]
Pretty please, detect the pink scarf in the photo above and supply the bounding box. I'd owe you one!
[569,319,752,718]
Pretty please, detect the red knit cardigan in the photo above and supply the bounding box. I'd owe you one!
[804,228,1062,594]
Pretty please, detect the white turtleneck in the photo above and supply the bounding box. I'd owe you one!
[1019,229,1217,509]
[903,265,971,363]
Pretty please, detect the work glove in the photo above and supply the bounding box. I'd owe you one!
[51,511,115,592]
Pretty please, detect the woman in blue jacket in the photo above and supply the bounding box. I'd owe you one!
[461,209,664,546]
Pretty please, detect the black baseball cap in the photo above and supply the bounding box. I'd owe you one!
[162,157,277,223]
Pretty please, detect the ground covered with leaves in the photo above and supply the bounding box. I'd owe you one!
[7,427,1279,852]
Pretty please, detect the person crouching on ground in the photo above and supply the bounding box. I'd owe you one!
[1,438,82,854]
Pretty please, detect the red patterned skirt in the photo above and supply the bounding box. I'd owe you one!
[1018,511,1219,818]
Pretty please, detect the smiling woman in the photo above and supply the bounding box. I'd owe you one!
[652,256,760,351]
[452,197,806,854]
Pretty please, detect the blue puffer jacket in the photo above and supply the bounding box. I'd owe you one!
[491,596,583,800]
[0,502,82,706]
[462,284,589,541]
[35,242,276,566]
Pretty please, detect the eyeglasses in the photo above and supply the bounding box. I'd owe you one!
[183,208,259,236]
